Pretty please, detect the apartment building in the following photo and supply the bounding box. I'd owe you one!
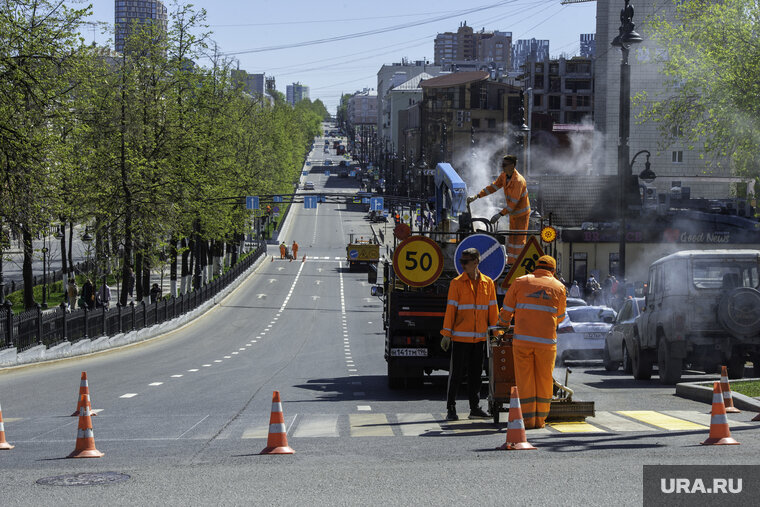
[114,0,168,54]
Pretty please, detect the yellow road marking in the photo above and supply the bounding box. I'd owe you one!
[548,421,606,433]
[349,414,394,437]
[617,410,707,430]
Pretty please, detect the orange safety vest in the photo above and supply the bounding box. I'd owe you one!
[441,272,499,343]
[477,168,530,218]
[498,269,567,348]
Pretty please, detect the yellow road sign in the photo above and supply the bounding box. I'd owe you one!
[393,235,444,287]
[500,236,545,289]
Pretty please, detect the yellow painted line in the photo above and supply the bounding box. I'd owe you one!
[1,417,22,423]
[548,421,606,433]
[617,410,707,430]
[349,413,394,437]
[663,410,751,428]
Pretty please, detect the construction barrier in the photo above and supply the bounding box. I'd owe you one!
[72,371,97,416]
[498,386,536,451]
[260,391,295,455]
[701,381,740,446]
[68,394,104,458]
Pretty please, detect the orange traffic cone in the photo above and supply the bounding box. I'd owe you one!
[260,391,294,454]
[498,386,536,451]
[0,401,14,450]
[701,381,739,446]
[71,371,97,416]
[719,365,740,413]
[68,394,104,458]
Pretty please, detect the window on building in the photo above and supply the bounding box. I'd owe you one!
[533,94,542,107]
[565,95,574,107]
[577,95,591,107]
[672,150,683,163]
[472,118,480,128]
[609,253,620,278]
[487,118,496,129]
[670,125,684,138]
[549,77,560,92]
[534,75,544,88]
[573,253,588,286]
[550,63,559,74]
[548,95,561,110]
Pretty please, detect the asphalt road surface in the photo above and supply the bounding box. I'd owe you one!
[1,135,758,505]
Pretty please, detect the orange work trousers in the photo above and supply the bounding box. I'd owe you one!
[280,246,286,259]
[507,214,530,265]
[292,246,298,259]
[512,341,556,429]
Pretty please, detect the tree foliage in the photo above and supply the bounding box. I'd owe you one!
[637,0,760,179]
[0,1,322,308]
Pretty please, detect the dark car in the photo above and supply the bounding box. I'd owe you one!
[603,297,645,372]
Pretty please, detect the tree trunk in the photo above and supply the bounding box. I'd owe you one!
[60,222,68,286]
[22,225,35,309]
[170,237,177,298]
[181,238,190,295]
[68,222,74,276]
[135,250,144,301]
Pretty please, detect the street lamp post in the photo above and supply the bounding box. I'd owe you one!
[41,242,48,309]
[612,0,643,280]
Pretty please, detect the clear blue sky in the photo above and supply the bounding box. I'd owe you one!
[83,0,597,112]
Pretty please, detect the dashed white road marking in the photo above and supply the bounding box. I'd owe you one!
[214,360,223,363]
[149,382,163,386]
[357,405,372,411]
[171,375,183,378]
[202,364,211,367]
[120,393,138,398]
[188,369,199,372]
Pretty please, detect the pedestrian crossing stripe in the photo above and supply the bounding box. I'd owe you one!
[236,410,742,438]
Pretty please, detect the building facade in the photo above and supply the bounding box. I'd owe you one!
[580,33,596,58]
[347,89,378,126]
[511,38,549,72]
[286,82,309,105]
[114,0,168,54]
[523,56,594,125]
[434,22,512,68]
[231,71,266,97]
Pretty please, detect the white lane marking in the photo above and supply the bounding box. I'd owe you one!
[171,375,183,378]
[202,364,211,367]
[224,356,231,359]
[149,382,163,386]
[176,414,210,439]
[120,393,138,398]
[257,294,267,299]
[357,405,371,411]
[188,369,199,372]
[348,369,358,372]
[214,360,223,363]
[293,414,339,438]
[232,352,239,355]
[239,348,246,351]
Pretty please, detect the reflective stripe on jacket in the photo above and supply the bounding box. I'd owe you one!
[441,272,499,343]
[497,269,567,348]
[477,169,530,218]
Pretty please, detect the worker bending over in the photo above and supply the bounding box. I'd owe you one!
[497,255,566,429]
[468,154,530,265]
[440,248,499,421]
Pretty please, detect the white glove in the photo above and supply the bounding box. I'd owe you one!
[441,335,451,352]
[490,213,502,224]
[466,195,478,204]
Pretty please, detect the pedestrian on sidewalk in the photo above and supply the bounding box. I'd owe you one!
[98,281,111,309]
[66,278,78,311]
[150,283,162,303]
[81,279,95,310]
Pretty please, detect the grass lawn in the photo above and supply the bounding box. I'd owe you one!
[730,380,760,398]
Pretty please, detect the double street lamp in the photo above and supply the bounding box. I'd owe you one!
[612,0,643,280]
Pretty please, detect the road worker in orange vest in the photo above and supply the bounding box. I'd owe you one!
[497,255,566,429]
[440,247,499,421]
[292,241,299,261]
[467,154,530,266]
[279,242,287,259]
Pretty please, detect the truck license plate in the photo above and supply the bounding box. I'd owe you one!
[585,332,606,340]
[390,348,427,357]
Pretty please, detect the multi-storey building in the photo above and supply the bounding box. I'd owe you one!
[580,33,596,58]
[231,71,265,97]
[285,82,309,105]
[347,89,378,126]
[523,56,594,125]
[511,38,549,72]
[114,0,168,54]
[434,23,512,68]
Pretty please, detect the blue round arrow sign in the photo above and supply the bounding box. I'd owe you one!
[454,234,506,281]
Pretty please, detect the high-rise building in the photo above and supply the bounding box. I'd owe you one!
[114,0,168,54]
[286,83,309,105]
[580,33,596,58]
[434,22,511,68]
[231,71,266,97]
[511,39,549,71]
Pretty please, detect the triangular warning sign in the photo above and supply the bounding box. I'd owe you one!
[500,236,545,289]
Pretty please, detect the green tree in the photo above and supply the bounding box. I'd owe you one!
[637,0,760,180]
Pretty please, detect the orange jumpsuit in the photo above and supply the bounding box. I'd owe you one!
[279,243,287,259]
[498,269,566,428]
[477,169,530,264]
[292,242,299,259]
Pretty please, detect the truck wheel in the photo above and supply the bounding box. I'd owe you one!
[718,287,760,337]
[603,342,620,371]
[727,351,746,380]
[657,338,682,385]
[622,343,632,374]
[632,339,653,380]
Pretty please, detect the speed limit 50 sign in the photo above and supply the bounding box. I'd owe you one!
[392,236,444,287]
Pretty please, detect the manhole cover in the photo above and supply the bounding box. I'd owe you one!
[37,472,130,486]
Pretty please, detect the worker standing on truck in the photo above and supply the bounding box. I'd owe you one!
[440,248,499,421]
[467,155,530,266]
[497,255,566,429]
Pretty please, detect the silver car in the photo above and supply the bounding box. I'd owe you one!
[603,297,644,372]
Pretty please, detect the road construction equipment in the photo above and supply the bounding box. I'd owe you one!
[346,233,379,271]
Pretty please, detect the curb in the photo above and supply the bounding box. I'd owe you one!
[675,378,760,412]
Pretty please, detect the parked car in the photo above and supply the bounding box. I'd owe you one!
[303,181,315,190]
[566,297,588,307]
[603,297,645,372]
[556,306,617,365]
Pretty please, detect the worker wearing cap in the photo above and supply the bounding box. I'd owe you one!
[440,248,500,421]
[497,255,566,429]
[467,155,530,266]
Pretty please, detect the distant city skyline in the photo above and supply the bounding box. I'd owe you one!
[85,0,597,112]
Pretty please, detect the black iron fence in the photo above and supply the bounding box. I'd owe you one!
[1,244,266,352]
